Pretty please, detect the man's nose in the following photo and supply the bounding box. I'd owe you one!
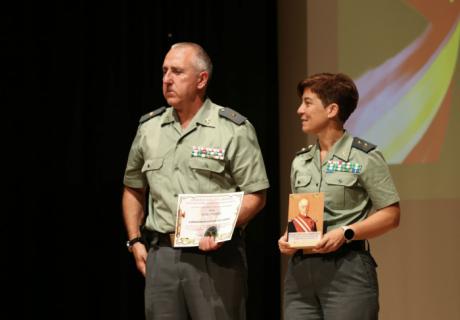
[163,71,172,83]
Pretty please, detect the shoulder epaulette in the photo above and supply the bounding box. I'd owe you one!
[296,145,313,155]
[219,107,247,125]
[139,107,166,124]
[352,137,376,153]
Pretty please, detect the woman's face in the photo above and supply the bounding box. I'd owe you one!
[297,88,331,135]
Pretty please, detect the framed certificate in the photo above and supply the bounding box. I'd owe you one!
[173,192,244,247]
[287,192,324,251]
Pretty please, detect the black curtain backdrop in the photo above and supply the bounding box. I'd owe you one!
[20,1,280,319]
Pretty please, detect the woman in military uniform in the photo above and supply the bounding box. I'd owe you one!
[278,73,400,320]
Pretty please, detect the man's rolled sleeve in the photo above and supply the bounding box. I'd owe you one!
[123,128,147,189]
[228,121,269,194]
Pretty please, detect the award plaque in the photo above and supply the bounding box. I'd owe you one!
[287,192,324,252]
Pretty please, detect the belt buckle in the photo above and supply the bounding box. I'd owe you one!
[169,233,175,246]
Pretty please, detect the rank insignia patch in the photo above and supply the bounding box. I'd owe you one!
[326,160,362,174]
[191,146,225,160]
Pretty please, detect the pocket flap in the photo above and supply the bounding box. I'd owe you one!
[294,175,312,188]
[325,172,357,186]
[142,158,164,172]
[189,157,225,173]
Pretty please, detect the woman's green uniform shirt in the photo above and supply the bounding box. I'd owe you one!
[291,131,400,232]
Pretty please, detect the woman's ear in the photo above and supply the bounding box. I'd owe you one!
[327,103,340,119]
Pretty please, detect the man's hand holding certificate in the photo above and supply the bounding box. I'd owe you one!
[174,192,244,247]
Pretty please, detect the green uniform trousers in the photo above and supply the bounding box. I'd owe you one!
[284,242,379,320]
[145,231,247,320]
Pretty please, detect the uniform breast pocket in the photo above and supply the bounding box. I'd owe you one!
[189,157,227,191]
[325,172,359,209]
[142,158,164,185]
[293,174,313,192]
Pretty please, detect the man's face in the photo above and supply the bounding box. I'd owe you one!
[297,88,331,134]
[299,200,309,216]
[162,46,201,109]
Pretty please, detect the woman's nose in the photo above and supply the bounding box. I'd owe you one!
[297,104,304,115]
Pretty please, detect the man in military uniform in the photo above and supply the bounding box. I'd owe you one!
[287,198,317,232]
[122,42,269,320]
[278,73,400,319]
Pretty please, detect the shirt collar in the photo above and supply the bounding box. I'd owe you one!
[193,98,217,128]
[298,144,316,161]
[160,108,175,126]
[160,98,217,128]
[329,131,353,161]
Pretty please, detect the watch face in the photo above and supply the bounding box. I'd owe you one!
[344,228,354,240]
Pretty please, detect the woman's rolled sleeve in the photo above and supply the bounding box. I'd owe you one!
[360,149,400,210]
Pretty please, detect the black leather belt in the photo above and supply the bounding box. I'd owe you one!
[156,232,175,247]
[341,240,366,251]
[141,228,244,249]
[296,240,367,259]
[141,228,174,248]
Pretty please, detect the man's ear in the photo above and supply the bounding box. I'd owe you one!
[197,71,209,90]
[327,103,339,119]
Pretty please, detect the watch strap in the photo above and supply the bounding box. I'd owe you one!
[126,236,144,252]
[341,226,354,243]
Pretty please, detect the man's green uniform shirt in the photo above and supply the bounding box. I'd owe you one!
[291,131,400,232]
[124,98,270,233]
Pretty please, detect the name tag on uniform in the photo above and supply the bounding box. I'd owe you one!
[191,146,225,160]
[326,160,362,174]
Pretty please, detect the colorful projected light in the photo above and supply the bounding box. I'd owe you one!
[346,0,460,164]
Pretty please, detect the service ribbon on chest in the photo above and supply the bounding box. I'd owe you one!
[191,146,225,160]
[326,160,362,174]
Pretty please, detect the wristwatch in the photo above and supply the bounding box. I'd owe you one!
[126,236,144,252]
[341,226,355,243]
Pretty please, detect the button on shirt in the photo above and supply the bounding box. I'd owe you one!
[290,132,400,232]
[124,98,270,233]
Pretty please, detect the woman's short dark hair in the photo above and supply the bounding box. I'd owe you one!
[297,73,359,123]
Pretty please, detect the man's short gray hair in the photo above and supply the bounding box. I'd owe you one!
[171,42,213,80]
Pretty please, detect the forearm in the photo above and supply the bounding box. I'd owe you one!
[236,190,267,227]
[351,203,400,240]
[122,186,146,239]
